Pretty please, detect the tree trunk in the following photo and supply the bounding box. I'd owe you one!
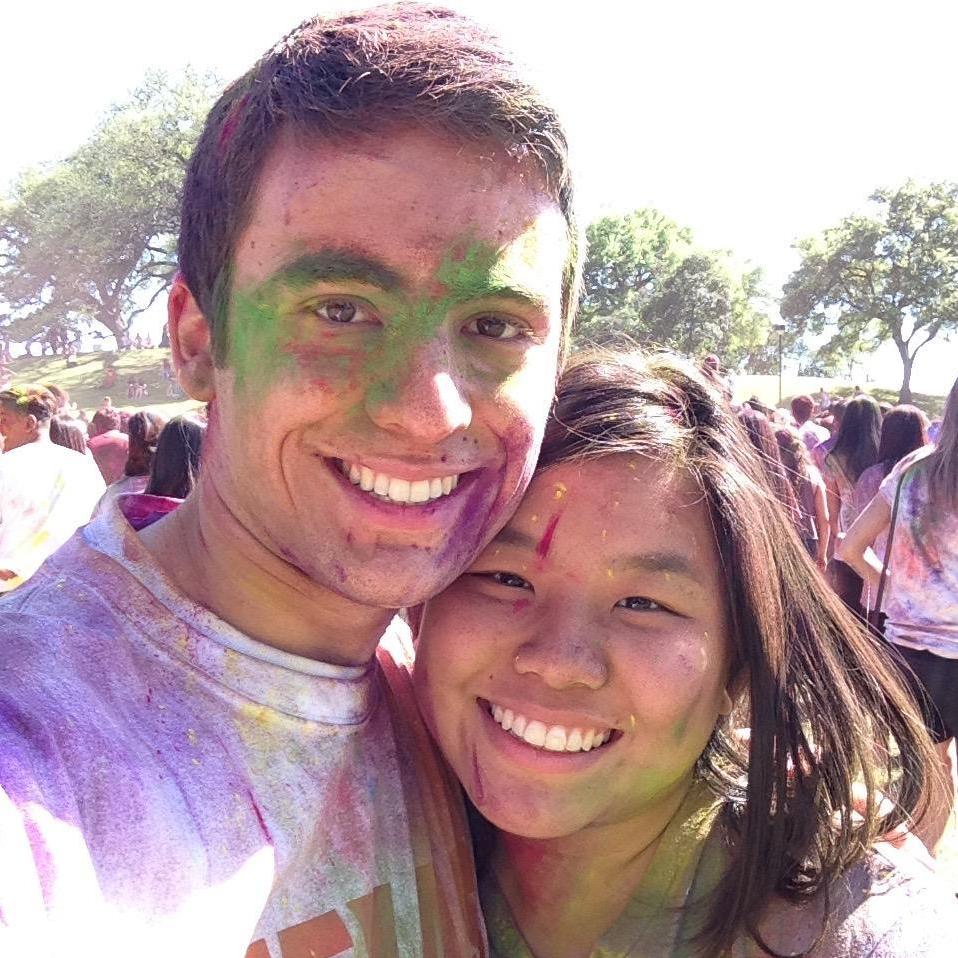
[899,352,914,403]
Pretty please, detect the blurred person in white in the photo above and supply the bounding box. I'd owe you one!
[839,374,958,858]
[0,384,104,591]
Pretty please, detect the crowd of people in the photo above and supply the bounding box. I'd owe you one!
[0,5,956,957]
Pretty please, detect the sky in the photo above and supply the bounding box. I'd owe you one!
[3,0,958,393]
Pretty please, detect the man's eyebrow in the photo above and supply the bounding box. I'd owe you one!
[446,282,549,312]
[620,552,700,582]
[269,251,404,292]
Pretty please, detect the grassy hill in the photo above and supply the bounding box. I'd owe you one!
[1,349,201,419]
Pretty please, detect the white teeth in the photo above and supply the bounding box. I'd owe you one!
[544,726,567,751]
[523,721,547,748]
[488,703,612,755]
[340,460,461,504]
[409,479,431,503]
[387,477,410,502]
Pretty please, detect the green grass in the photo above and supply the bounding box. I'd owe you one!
[2,349,201,419]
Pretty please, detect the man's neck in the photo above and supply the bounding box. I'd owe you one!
[492,782,693,958]
[137,480,394,666]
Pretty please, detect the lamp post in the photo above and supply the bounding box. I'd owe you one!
[772,322,786,406]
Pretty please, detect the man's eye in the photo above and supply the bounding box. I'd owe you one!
[465,315,524,340]
[615,596,666,613]
[314,300,369,324]
[486,571,532,590]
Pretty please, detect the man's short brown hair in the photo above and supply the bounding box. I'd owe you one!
[179,3,580,364]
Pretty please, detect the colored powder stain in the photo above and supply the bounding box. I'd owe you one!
[606,567,614,579]
[512,598,532,614]
[187,728,198,746]
[629,714,636,731]
[146,687,153,706]
[247,789,273,843]
[530,514,539,524]
[535,513,562,560]
[601,528,608,540]
[346,531,354,546]
[333,563,347,584]
[553,482,567,500]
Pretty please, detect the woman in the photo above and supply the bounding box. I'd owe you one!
[736,409,802,536]
[49,416,89,455]
[775,426,829,570]
[145,415,205,499]
[822,395,882,613]
[839,377,958,861]
[414,351,954,957]
[849,405,928,611]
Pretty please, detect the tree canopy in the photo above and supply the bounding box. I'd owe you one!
[576,210,769,368]
[0,69,219,352]
[781,180,958,401]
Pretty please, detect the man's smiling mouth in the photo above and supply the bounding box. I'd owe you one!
[336,458,462,504]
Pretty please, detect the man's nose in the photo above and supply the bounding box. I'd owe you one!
[365,338,473,444]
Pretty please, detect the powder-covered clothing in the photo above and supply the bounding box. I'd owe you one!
[0,440,104,591]
[879,446,958,658]
[798,419,829,452]
[0,497,486,958]
[95,473,150,514]
[822,454,862,533]
[482,783,956,957]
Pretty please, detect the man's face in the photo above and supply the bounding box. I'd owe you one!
[0,403,35,452]
[203,129,569,608]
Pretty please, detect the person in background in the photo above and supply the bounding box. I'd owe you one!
[776,426,829,569]
[811,397,846,471]
[737,407,802,534]
[145,415,205,500]
[97,411,167,512]
[822,395,882,614]
[791,393,829,451]
[0,385,104,591]
[87,407,128,484]
[839,375,958,859]
[851,405,929,611]
[50,416,90,455]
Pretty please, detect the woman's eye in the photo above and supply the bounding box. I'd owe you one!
[465,314,524,340]
[313,300,371,325]
[616,596,666,613]
[488,571,532,590]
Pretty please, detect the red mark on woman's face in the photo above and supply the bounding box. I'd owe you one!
[535,512,562,560]
[512,598,531,614]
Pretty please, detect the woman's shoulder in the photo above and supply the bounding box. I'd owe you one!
[755,842,957,958]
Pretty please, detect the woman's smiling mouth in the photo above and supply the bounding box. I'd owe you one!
[480,698,617,753]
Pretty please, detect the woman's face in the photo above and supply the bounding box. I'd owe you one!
[414,454,735,839]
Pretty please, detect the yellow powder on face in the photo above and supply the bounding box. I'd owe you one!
[601,529,608,540]
[530,514,539,523]
[607,568,614,579]
[554,482,567,500]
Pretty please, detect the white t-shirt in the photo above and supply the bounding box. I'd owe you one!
[0,439,105,590]
[880,446,958,657]
[798,419,829,452]
[0,497,486,957]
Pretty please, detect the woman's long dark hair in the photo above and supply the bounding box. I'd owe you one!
[826,394,882,484]
[124,411,166,478]
[49,416,88,454]
[145,416,206,499]
[876,405,928,478]
[538,350,934,957]
[737,408,801,528]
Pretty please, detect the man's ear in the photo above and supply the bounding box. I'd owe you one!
[168,273,217,402]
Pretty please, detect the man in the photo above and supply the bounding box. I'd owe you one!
[0,6,578,957]
[87,406,129,483]
[0,384,104,591]
[791,394,829,452]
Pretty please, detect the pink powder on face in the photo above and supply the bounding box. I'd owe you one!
[535,513,562,560]
[512,598,531,614]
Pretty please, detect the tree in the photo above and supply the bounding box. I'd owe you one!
[0,69,219,349]
[781,181,958,402]
[575,210,769,368]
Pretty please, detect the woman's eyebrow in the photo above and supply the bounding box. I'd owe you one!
[619,551,699,582]
[489,527,539,551]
